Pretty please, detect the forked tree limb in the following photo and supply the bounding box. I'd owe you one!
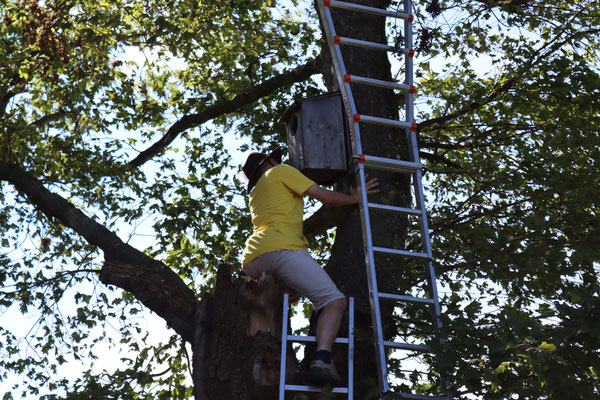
[0,162,199,342]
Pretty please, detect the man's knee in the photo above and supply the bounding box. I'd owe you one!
[329,297,348,312]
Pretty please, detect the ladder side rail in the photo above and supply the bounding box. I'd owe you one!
[401,0,443,335]
[348,297,355,399]
[425,261,444,335]
[317,0,364,157]
[404,2,450,396]
[413,174,445,332]
[278,293,290,400]
[404,0,414,102]
[400,0,437,311]
[403,0,417,165]
[403,0,418,168]
[356,164,390,393]
[402,0,434,262]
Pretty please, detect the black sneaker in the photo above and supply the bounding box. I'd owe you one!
[309,359,343,387]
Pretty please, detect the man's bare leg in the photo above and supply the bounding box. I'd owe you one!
[316,297,348,351]
[309,297,348,386]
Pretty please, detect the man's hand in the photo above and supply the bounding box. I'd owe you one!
[349,175,379,203]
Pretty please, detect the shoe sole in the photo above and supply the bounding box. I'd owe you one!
[309,368,343,387]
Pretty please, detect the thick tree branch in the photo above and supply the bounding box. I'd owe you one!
[100,260,199,343]
[303,205,339,238]
[0,162,200,342]
[419,150,462,169]
[129,56,322,167]
[0,91,16,116]
[29,109,68,127]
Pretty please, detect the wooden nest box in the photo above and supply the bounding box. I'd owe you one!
[279,92,349,185]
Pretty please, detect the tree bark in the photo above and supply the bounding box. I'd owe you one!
[193,263,304,400]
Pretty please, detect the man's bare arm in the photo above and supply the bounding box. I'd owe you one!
[305,177,379,206]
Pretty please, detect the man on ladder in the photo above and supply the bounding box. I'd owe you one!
[240,146,379,387]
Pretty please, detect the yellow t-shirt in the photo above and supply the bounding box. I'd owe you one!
[242,164,316,266]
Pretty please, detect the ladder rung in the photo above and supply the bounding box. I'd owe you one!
[286,335,350,344]
[334,35,413,55]
[285,384,349,393]
[378,292,434,305]
[395,393,450,400]
[354,114,416,130]
[326,0,413,21]
[344,74,415,93]
[373,246,430,260]
[367,202,421,216]
[334,36,414,56]
[355,154,423,173]
[384,340,432,352]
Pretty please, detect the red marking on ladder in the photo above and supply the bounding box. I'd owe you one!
[411,123,418,132]
[358,154,366,164]
[408,14,414,23]
[334,36,341,44]
[354,114,361,123]
[324,0,330,7]
[409,48,415,58]
[409,85,416,94]
[344,74,352,83]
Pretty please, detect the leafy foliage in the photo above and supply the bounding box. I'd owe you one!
[1,0,318,397]
[414,0,600,397]
[1,0,599,398]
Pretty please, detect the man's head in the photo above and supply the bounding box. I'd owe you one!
[241,147,282,193]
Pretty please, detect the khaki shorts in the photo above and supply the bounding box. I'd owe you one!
[244,249,345,311]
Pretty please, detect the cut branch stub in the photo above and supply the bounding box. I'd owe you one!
[198,263,303,400]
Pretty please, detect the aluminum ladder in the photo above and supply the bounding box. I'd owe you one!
[279,293,355,399]
[315,0,451,398]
